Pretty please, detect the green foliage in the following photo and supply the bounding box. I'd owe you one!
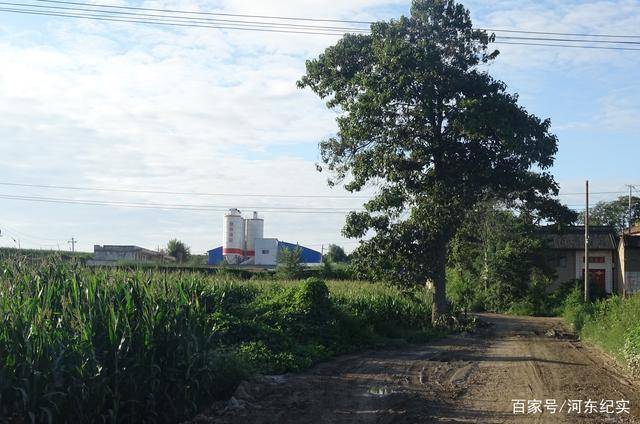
[448,204,562,315]
[562,291,640,376]
[446,267,483,315]
[317,260,358,280]
[325,244,348,263]
[185,254,208,267]
[507,300,537,316]
[0,247,91,262]
[276,247,303,279]
[578,195,640,233]
[298,0,574,320]
[0,258,436,423]
[166,238,191,263]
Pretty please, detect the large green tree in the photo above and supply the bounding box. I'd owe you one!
[325,244,349,263]
[578,196,640,233]
[167,239,190,263]
[299,0,574,323]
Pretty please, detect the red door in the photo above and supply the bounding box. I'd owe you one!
[582,269,606,296]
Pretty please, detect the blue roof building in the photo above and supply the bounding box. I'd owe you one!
[207,240,321,266]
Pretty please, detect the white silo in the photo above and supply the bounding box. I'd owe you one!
[245,211,264,262]
[223,208,245,264]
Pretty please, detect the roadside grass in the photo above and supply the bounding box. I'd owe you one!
[0,257,437,423]
[562,288,640,375]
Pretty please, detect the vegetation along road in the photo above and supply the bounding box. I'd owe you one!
[190,314,640,423]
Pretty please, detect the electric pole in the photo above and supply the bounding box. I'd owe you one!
[68,237,77,253]
[627,185,635,233]
[584,180,590,303]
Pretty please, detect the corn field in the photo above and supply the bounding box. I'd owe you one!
[0,257,433,423]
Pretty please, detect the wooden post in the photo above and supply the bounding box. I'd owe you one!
[629,185,634,233]
[584,180,590,302]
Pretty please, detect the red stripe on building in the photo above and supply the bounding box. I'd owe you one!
[223,248,244,255]
[245,250,255,256]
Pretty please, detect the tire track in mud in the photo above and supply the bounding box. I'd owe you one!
[186,314,640,424]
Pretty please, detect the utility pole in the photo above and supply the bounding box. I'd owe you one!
[584,180,590,303]
[68,237,77,253]
[627,185,635,233]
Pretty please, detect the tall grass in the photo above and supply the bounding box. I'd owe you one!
[0,257,434,423]
[562,288,640,376]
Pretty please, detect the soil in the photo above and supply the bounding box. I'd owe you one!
[187,314,640,423]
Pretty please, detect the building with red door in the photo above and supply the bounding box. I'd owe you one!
[544,225,640,296]
[543,226,619,296]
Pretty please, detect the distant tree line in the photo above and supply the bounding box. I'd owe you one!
[578,196,640,233]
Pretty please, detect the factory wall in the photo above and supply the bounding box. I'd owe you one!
[207,240,322,266]
[255,238,278,265]
[208,247,223,265]
[278,241,322,264]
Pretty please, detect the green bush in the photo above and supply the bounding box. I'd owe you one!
[561,286,592,331]
[507,300,536,316]
[561,290,640,376]
[276,247,303,279]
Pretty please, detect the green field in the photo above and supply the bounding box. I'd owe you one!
[0,256,436,423]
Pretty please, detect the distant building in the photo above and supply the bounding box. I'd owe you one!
[208,208,322,267]
[619,226,640,295]
[543,225,640,296]
[207,239,321,267]
[543,226,618,295]
[88,245,175,266]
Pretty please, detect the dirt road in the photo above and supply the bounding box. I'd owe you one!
[190,314,640,423]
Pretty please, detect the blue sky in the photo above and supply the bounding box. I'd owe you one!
[0,0,639,253]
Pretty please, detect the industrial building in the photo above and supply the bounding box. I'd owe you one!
[207,208,322,266]
[88,245,175,266]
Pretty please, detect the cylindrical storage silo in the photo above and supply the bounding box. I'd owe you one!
[223,208,245,264]
[245,211,264,260]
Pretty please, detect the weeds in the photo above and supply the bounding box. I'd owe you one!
[561,288,640,376]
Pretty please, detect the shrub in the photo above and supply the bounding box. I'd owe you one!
[561,287,592,331]
[276,247,303,279]
[561,290,640,376]
[507,300,536,316]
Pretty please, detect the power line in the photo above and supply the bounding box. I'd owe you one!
[0,7,636,51]
[497,35,640,46]
[0,7,351,36]
[493,41,640,51]
[0,1,370,32]
[0,223,61,248]
[31,0,374,24]
[556,190,627,196]
[25,0,640,40]
[480,28,640,39]
[0,2,639,50]
[0,181,371,199]
[0,182,628,204]
[0,193,364,214]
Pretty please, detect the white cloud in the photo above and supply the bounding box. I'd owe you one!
[0,5,375,252]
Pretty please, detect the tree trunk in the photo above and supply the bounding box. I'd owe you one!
[431,237,448,325]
